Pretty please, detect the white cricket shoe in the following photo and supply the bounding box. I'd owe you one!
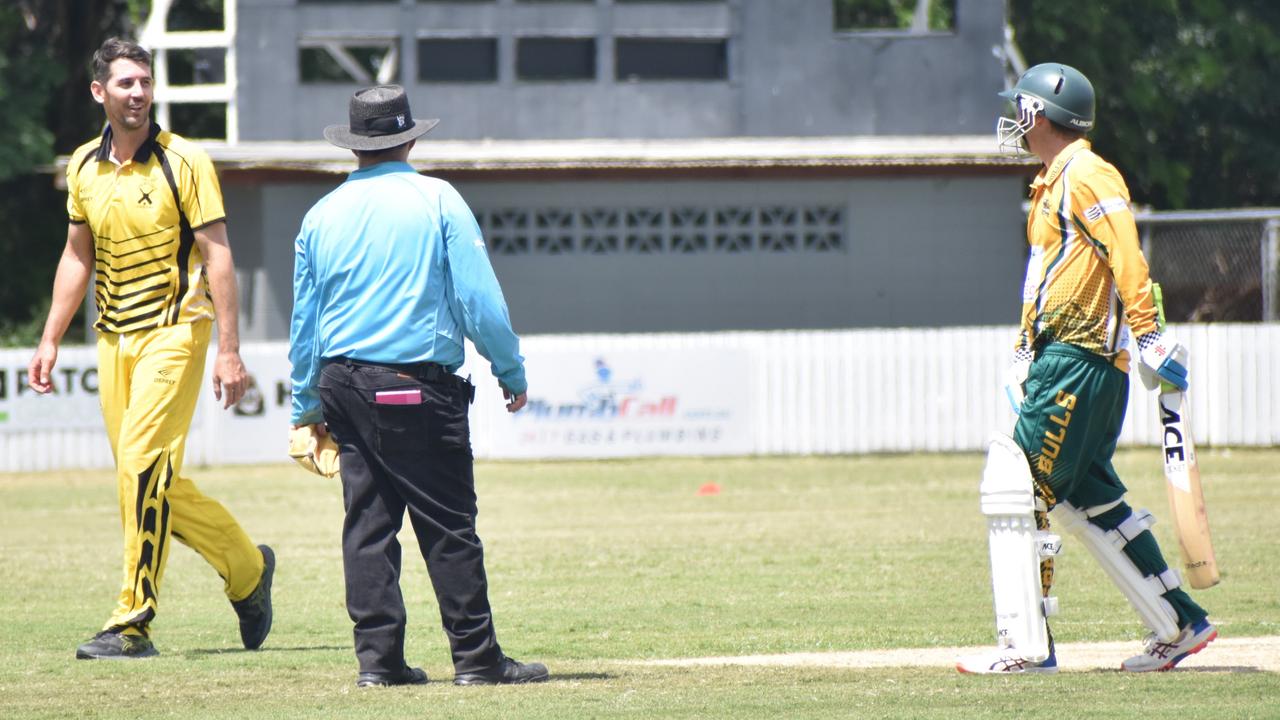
[1121,618,1217,672]
[956,648,1058,675]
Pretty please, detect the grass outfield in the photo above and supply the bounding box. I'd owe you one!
[1,449,1277,719]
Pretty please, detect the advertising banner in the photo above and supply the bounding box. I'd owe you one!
[490,348,753,458]
[0,348,103,431]
[206,345,296,464]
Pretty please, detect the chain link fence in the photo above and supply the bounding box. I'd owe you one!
[1138,209,1280,322]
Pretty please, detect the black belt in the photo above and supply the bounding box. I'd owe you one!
[324,356,457,385]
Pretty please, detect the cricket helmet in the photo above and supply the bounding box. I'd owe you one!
[996,63,1095,154]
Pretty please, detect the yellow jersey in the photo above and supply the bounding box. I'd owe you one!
[66,123,225,334]
[1017,139,1159,372]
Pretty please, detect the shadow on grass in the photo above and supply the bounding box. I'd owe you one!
[547,672,615,681]
[1072,665,1269,675]
[1176,665,1270,674]
[185,645,349,656]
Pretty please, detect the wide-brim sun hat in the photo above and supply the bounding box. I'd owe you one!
[323,84,439,151]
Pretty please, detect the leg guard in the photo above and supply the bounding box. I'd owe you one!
[981,434,1061,662]
[1051,500,1181,641]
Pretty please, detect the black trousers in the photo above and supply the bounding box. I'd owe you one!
[318,359,502,675]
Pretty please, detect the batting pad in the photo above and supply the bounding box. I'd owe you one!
[288,425,340,478]
[981,433,1055,662]
[1052,500,1180,641]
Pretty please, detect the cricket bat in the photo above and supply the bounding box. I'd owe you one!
[1153,284,1220,589]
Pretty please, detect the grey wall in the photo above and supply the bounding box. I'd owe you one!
[739,1,1006,135]
[235,0,1006,141]
[225,0,1022,341]
[470,176,1027,333]
[226,174,1028,340]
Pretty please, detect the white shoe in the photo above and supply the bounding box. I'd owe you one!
[1121,619,1217,672]
[956,648,1058,674]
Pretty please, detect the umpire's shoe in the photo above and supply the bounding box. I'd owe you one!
[76,630,159,660]
[356,666,429,688]
[454,656,550,685]
[231,545,275,650]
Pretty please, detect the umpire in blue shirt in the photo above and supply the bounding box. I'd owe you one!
[289,85,548,687]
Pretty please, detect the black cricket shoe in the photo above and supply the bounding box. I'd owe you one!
[75,630,159,660]
[231,545,275,650]
[356,666,429,688]
[453,657,550,686]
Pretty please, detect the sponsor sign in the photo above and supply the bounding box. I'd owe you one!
[0,348,103,431]
[489,348,752,458]
[211,345,295,464]
[2,341,753,464]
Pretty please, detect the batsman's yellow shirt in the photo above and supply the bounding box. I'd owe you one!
[66,123,224,334]
[1017,139,1159,372]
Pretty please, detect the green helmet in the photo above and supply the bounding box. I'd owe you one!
[996,63,1095,154]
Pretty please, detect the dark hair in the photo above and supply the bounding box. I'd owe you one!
[93,38,151,84]
[353,142,413,160]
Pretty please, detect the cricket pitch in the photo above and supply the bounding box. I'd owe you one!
[637,635,1280,673]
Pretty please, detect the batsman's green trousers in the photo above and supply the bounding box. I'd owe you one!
[1015,341,1207,628]
[1014,341,1128,507]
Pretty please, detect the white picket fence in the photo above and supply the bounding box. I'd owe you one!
[1,323,1276,472]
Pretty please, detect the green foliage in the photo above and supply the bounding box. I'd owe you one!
[0,6,62,181]
[0,294,59,347]
[835,0,955,31]
[0,176,82,347]
[1010,0,1280,208]
[0,451,1277,718]
[0,1,134,346]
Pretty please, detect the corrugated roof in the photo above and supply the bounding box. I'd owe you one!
[202,135,1036,174]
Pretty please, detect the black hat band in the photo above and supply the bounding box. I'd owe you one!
[352,113,415,137]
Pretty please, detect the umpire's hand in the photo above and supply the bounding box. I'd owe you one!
[213,350,249,409]
[501,383,527,413]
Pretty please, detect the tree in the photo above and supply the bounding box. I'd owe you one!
[0,5,59,182]
[1009,0,1280,209]
[834,0,955,31]
[0,1,138,345]
[0,1,224,345]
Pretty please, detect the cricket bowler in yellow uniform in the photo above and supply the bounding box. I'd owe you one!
[27,38,273,659]
[958,63,1215,674]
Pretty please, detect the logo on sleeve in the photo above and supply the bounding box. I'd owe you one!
[1084,197,1128,222]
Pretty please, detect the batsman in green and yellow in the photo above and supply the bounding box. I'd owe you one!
[958,62,1216,674]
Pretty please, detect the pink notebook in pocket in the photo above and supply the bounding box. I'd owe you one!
[374,389,422,405]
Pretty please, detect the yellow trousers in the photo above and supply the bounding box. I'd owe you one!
[96,320,263,632]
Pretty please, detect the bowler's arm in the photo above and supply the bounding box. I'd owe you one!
[28,223,95,393]
[194,220,248,408]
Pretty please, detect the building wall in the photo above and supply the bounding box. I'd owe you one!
[235,0,1007,141]
[223,173,1027,341]
[225,0,1021,341]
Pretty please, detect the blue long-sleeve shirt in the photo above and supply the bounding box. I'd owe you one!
[289,161,525,425]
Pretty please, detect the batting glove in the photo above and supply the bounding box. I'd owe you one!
[1136,330,1189,391]
[1003,346,1034,414]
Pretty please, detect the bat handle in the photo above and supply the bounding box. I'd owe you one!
[1153,282,1167,332]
